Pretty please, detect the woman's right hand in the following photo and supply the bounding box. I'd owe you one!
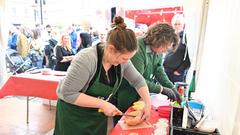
[100,101,123,117]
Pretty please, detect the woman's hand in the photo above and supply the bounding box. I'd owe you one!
[62,56,75,62]
[100,101,122,117]
[69,55,75,60]
[65,56,74,61]
[174,71,181,76]
[141,103,151,121]
[135,86,152,121]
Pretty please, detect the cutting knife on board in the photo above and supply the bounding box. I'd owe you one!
[98,94,137,117]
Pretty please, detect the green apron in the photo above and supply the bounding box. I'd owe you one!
[114,50,156,124]
[54,65,122,135]
[117,52,156,111]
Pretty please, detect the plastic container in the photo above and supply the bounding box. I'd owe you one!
[182,101,204,120]
[157,105,171,118]
[182,101,204,110]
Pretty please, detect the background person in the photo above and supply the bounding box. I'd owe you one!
[68,24,78,54]
[7,26,18,50]
[16,26,30,59]
[54,34,74,71]
[76,32,92,53]
[53,16,151,135]
[163,14,191,83]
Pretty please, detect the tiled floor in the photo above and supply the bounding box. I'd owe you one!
[0,97,115,135]
[0,97,56,135]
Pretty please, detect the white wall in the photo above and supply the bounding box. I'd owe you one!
[0,0,7,88]
[182,0,207,83]
[186,0,240,134]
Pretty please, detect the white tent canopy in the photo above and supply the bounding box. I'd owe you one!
[122,0,182,10]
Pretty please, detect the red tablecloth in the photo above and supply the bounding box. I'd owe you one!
[0,71,66,100]
[110,106,170,135]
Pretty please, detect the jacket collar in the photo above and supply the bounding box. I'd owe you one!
[146,44,154,54]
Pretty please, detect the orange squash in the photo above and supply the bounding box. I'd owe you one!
[124,111,144,126]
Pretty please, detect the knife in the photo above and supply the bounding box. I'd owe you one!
[98,109,136,117]
[121,113,136,117]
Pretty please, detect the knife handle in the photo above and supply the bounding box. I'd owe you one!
[98,108,103,112]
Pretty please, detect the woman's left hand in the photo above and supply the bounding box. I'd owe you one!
[140,104,151,121]
[174,71,181,76]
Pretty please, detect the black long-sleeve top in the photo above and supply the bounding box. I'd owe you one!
[55,45,73,71]
[163,31,191,73]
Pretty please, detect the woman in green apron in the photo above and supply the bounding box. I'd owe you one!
[54,16,152,135]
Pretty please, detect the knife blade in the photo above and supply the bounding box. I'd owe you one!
[121,113,136,117]
[98,110,136,117]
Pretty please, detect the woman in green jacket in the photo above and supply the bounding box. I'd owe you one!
[53,16,151,135]
[115,23,182,123]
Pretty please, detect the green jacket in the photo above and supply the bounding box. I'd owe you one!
[131,37,174,91]
[116,37,174,113]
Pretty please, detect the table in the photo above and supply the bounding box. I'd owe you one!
[0,71,66,99]
[110,98,171,135]
[0,71,66,123]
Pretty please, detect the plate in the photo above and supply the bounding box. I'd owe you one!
[53,72,67,76]
[29,70,41,74]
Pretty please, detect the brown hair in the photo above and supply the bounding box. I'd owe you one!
[144,23,179,51]
[106,16,137,53]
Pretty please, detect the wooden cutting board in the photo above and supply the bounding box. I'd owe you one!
[119,120,152,130]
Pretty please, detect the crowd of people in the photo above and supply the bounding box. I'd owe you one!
[7,23,107,72]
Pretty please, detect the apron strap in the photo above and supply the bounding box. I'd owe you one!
[88,45,104,87]
[87,45,122,101]
[104,66,122,102]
